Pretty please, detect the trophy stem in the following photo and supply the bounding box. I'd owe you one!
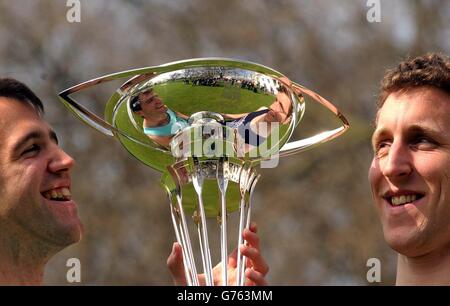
[217,158,229,286]
[236,166,250,286]
[239,173,260,285]
[195,220,208,284]
[168,199,193,286]
[192,159,214,286]
[175,190,200,285]
[236,197,246,286]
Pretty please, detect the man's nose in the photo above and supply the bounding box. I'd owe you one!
[48,146,75,173]
[381,142,412,179]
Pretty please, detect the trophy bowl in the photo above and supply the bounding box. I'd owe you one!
[59,58,349,285]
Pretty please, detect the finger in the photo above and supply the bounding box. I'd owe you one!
[166,242,182,270]
[249,222,257,233]
[245,268,268,286]
[240,245,269,276]
[167,242,187,286]
[243,228,260,249]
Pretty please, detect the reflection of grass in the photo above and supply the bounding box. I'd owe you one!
[107,81,280,216]
[161,165,245,217]
[153,81,274,115]
[178,180,242,217]
[110,81,277,173]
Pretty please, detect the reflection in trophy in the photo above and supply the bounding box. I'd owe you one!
[59,58,349,285]
[129,88,189,149]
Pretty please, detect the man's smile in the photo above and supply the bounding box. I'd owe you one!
[41,187,72,202]
[41,180,73,202]
[382,190,425,207]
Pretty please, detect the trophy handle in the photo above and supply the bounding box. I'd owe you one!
[58,68,157,137]
[278,83,350,157]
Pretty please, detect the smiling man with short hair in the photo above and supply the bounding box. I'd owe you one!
[0,78,83,285]
[369,53,450,285]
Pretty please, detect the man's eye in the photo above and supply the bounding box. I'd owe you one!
[413,137,437,149]
[416,137,431,143]
[374,141,390,156]
[22,144,41,156]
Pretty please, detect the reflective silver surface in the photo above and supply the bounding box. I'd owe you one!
[59,58,349,286]
[59,58,348,173]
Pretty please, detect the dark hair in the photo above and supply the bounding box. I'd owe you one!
[378,53,450,110]
[0,78,44,114]
[129,95,141,112]
[129,88,155,113]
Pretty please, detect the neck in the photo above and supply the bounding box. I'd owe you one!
[0,223,56,285]
[396,244,450,285]
[144,112,169,127]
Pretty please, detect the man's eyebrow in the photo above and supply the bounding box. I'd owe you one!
[371,124,442,144]
[13,131,43,153]
[13,129,59,152]
[407,124,441,136]
[142,95,157,102]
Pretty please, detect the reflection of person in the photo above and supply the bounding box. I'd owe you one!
[130,89,189,148]
[226,91,292,151]
[369,53,450,285]
[261,91,293,124]
[167,222,269,285]
[0,78,83,284]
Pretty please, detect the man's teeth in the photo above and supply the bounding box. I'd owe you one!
[43,187,71,201]
[391,194,417,206]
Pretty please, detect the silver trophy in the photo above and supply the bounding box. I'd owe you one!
[59,58,349,285]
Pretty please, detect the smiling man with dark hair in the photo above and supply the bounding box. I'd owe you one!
[0,78,83,285]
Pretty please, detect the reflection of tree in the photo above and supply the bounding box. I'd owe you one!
[1,0,448,285]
